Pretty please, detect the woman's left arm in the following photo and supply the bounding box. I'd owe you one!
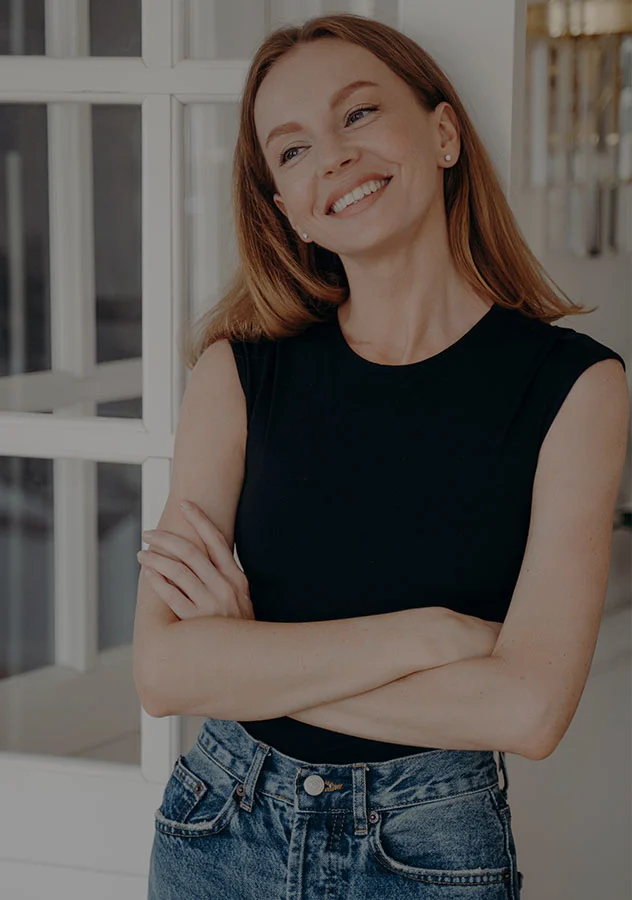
[140,360,629,761]
[290,359,630,759]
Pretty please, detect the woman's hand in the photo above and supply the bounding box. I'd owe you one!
[137,500,254,621]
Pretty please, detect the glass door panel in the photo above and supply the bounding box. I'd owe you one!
[0,1,141,57]
[184,0,400,59]
[0,102,142,418]
[0,454,142,764]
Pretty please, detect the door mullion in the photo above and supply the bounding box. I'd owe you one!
[142,94,177,434]
[142,0,177,68]
[44,0,90,58]
[47,0,98,671]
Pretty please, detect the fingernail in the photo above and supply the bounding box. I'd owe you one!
[180,500,193,511]
[142,530,155,537]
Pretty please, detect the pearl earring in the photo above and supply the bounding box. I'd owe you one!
[302,232,309,240]
[444,154,452,162]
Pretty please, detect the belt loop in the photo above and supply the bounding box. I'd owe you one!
[352,763,368,836]
[497,750,509,796]
[238,741,270,813]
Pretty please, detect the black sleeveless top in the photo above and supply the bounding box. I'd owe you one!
[228,303,625,764]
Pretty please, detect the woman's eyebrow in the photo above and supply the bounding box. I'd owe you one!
[264,79,379,149]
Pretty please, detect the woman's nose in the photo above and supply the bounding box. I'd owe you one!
[318,139,360,177]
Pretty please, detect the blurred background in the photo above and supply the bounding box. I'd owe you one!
[0,2,629,898]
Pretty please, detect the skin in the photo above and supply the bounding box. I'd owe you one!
[136,38,502,719]
[136,39,630,760]
[253,36,494,365]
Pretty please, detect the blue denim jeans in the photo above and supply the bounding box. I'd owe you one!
[148,717,524,898]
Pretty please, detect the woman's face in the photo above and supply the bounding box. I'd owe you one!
[253,37,458,258]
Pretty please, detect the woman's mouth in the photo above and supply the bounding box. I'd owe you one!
[327,176,393,217]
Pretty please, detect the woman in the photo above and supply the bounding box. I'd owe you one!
[134,13,629,899]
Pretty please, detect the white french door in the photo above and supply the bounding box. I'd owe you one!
[0,1,402,897]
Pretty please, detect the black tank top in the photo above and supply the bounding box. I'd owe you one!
[229,303,626,764]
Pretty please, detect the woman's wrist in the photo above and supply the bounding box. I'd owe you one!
[398,606,496,672]
[435,608,501,666]
[392,606,463,672]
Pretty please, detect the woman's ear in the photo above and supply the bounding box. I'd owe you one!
[273,193,302,236]
[434,102,460,160]
[273,192,288,219]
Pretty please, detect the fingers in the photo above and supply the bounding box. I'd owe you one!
[138,549,217,610]
[142,501,254,620]
[139,528,242,618]
[235,583,255,620]
[141,568,196,620]
[179,501,241,584]
[141,529,226,598]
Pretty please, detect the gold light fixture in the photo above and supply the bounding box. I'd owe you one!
[525,2,631,257]
[528,1,632,37]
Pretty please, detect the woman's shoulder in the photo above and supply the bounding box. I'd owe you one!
[537,318,625,373]
[496,306,625,371]
[512,315,627,443]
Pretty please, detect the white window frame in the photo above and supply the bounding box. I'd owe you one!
[0,0,253,786]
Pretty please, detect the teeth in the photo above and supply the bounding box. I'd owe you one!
[331,178,389,214]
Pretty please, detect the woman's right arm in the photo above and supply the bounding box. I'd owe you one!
[132,339,458,720]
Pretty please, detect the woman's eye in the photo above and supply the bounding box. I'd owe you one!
[346,104,378,125]
[278,105,379,166]
[279,146,301,165]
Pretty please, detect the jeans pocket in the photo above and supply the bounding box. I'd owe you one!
[154,742,243,839]
[367,786,512,888]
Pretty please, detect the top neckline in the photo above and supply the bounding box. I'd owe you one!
[331,302,500,371]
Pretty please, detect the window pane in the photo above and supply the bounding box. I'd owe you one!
[0,454,142,764]
[89,0,141,57]
[0,0,45,55]
[93,105,142,368]
[0,103,50,375]
[185,0,400,59]
[0,1,141,56]
[0,102,142,418]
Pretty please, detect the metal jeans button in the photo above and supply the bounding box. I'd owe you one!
[303,774,325,796]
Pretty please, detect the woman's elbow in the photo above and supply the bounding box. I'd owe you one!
[134,660,167,718]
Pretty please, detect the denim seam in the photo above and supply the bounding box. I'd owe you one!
[487,783,511,817]
[174,759,206,796]
[193,737,498,815]
[253,780,496,811]
[256,787,294,806]
[195,739,242,784]
[371,781,497,813]
[368,844,511,886]
[486,786,517,896]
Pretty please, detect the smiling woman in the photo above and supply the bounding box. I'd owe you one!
[326,174,391,216]
[181,15,601,359]
[135,10,629,900]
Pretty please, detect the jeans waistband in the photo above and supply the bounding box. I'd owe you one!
[194,718,509,838]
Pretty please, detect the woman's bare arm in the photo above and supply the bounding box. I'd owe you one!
[284,655,530,756]
[132,340,453,719]
[143,606,452,719]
